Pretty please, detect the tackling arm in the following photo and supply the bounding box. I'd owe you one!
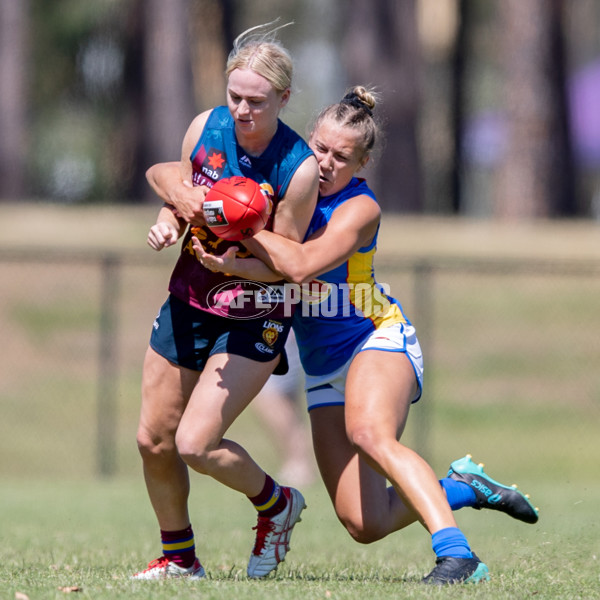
[245,194,381,284]
[270,155,320,242]
[190,237,284,282]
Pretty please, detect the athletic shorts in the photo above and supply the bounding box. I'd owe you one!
[150,294,291,373]
[260,330,305,398]
[304,322,424,411]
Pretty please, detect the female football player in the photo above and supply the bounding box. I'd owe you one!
[133,21,319,580]
[193,85,539,585]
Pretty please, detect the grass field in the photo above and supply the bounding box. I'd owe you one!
[1,204,600,598]
[1,477,598,599]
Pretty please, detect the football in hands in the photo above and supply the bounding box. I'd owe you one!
[202,176,271,241]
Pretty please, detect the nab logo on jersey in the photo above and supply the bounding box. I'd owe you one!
[202,149,226,181]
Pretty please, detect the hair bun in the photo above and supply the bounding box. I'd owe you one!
[341,86,376,116]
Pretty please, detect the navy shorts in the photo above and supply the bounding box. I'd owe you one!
[150,294,291,373]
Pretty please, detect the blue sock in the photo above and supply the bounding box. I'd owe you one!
[432,526,472,558]
[440,477,477,510]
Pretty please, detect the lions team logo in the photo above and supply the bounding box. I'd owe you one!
[261,320,284,346]
[262,327,279,346]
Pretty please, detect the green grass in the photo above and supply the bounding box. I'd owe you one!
[2,477,598,599]
[2,207,600,598]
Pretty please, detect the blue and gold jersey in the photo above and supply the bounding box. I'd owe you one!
[293,177,410,376]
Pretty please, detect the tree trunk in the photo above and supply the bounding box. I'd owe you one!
[342,0,423,213]
[188,0,232,111]
[495,0,575,218]
[450,0,471,214]
[143,0,195,171]
[0,0,28,200]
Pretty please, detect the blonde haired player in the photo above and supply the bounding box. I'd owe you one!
[134,21,318,580]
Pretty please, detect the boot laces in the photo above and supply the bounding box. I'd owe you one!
[140,556,169,573]
[252,516,275,555]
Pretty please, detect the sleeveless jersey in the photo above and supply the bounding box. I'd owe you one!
[292,177,411,376]
[168,106,313,319]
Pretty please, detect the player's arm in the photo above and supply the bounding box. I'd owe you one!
[191,237,284,282]
[189,192,378,283]
[270,155,319,242]
[145,110,212,226]
[245,194,380,284]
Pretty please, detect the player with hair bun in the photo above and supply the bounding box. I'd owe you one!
[195,85,539,585]
[135,20,319,580]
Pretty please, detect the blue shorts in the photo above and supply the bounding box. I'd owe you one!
[150,294,291,373]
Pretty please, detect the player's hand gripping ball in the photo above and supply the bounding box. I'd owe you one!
[202,176,272,241]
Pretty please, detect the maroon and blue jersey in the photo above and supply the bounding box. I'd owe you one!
[168,106,313,319]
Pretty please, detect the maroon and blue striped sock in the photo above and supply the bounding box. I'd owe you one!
[248,474,287,518]
[160,524,196,568]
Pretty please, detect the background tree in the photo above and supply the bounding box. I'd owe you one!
[188,0,233,111]
[140,0,195,199]
[342,0,423,213]
[0,0,28,201]
[5,0,599,215]
[450,0,471,215]
[494,0,575,218]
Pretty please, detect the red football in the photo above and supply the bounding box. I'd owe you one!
[202,176,272,241]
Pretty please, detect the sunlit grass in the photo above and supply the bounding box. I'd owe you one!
[1,478,598,599]
[2,210,599,598]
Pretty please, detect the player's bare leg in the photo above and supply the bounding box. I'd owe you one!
[175,352,306,578]
[137,346,200,531]
[253,388,315,487]
[311,405,417,543]
[175,352,279,493]
[133,347,206,579]
[345,349,488,584]
[344,350,457,534]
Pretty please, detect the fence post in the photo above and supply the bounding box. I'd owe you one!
[412,259,434,461]
[97,253,120,477]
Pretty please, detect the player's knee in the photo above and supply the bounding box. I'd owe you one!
[174,429,212,474]
[339,515,383,544]
[347,425,382,463]
[136,427,177,462]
